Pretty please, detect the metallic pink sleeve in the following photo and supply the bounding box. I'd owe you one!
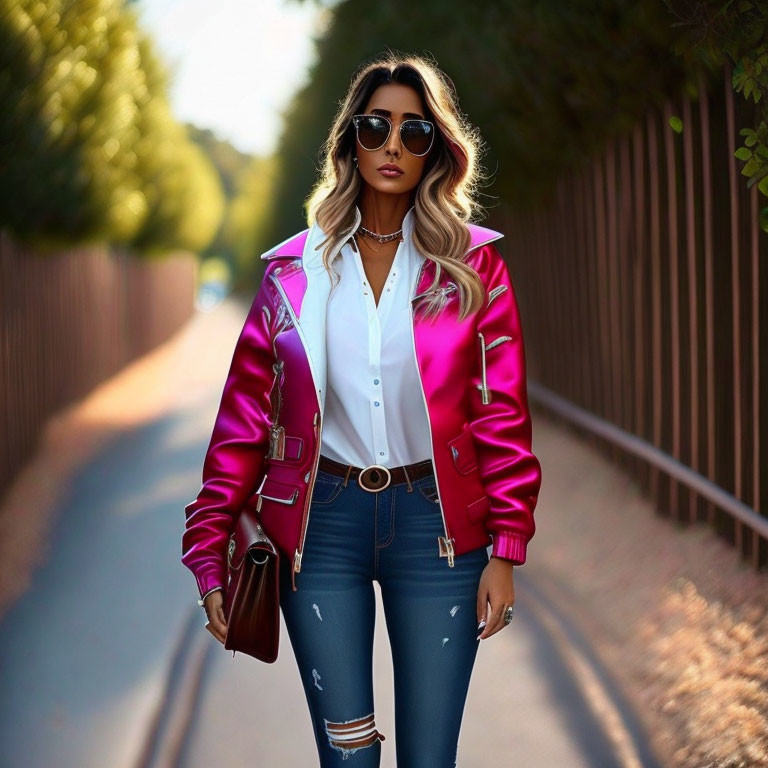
[181,271,276,598]
[468,244,542,564]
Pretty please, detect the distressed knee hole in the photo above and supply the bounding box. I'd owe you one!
[324,712,386,759]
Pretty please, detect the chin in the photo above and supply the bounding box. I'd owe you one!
[366,175,411,192]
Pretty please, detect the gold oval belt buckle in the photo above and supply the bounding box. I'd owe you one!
[357,464,392,492]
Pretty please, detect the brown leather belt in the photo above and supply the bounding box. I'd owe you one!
[318,454,434,492]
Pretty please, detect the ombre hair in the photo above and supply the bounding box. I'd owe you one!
[305,51,493,321]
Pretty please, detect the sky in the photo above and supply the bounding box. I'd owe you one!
[134,0,328,157]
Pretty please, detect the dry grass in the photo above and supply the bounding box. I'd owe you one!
[641,579,768,767]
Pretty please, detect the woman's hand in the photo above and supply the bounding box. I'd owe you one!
[203,589,228,644]
[476,556,516,640]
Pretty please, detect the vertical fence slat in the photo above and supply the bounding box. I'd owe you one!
[683,93,701,525]
[648,110,663,509]
[750,183,761,567]
[724,62,744,555]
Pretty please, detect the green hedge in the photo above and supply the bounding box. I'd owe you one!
[0,0,224,253]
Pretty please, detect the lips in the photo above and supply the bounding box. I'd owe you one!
[378,164,404,178]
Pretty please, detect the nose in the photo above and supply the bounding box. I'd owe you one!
[385,121,402,157]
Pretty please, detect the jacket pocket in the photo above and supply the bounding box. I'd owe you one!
[282,435,303,461]
[257,476,300,508]
[466,495,490,524]
[267,431,303,463]
[447,424,478,475]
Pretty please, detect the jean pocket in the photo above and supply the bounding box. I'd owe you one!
[311,472,344,505]
[417,479,440,504]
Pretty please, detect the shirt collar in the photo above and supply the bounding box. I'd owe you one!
[306,204,417,269]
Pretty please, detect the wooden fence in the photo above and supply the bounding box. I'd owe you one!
[502,62,768,569]
[0,232,196,494]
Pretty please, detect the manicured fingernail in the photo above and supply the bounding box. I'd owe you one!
[477,620,486,629]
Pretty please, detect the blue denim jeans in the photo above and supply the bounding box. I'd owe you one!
[278,459,491,767]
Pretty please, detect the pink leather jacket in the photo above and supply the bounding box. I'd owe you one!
[182,213,542,596]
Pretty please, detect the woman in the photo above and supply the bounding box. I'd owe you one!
[181,53,542,767]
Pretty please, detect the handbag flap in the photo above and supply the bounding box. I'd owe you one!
[228,509,276,570]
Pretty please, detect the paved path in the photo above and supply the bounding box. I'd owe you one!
[177,575,623,768]
[0,297,661,768]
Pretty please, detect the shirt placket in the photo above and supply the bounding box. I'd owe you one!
[353,244,401,467]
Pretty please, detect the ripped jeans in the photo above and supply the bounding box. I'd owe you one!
[278,459,491,768]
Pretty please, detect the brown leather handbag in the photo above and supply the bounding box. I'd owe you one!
[222,506,280,662]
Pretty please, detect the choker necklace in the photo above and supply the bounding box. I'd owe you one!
[357,223,403,244]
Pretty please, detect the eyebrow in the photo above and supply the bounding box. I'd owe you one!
[370,107,425,119]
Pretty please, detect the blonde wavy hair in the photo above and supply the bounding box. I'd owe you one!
[305,51,492,321]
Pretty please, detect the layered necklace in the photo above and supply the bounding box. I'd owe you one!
[357,222,403,244]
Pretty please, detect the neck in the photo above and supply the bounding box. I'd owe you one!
[357,191,412,235]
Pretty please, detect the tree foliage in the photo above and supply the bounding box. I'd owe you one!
[257,0,767,250]
[0,0,224,253]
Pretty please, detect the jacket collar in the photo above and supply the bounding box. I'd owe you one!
[260,205,501,263]
[262,206,503,412]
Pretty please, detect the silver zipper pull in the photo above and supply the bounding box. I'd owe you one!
[486,284,508,307]
[486,335,513,351]
[438,536,456,567]
[291,550,301,591]
[267,424,286,460]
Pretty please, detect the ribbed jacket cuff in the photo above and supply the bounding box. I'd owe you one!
[490,532,527,564]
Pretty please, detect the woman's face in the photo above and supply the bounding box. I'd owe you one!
[354,83,432,195]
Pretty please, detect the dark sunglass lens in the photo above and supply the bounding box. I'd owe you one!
[356,116,389,150]
[401,121,433,155]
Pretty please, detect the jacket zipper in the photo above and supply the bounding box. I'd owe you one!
[477,332,513,406]
[268,270,325,591]
[410,258,455,566]
[292,409,322,589]
[477,332,491,405]
[267,359,286,460]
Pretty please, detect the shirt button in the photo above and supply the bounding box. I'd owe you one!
[374,401,380,406]
[373,378,379,385]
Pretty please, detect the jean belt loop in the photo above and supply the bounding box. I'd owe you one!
[402,463,413,492]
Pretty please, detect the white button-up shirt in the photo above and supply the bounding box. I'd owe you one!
[320,206,433,469]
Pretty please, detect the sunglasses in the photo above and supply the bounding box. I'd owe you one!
[351,114,435,157]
